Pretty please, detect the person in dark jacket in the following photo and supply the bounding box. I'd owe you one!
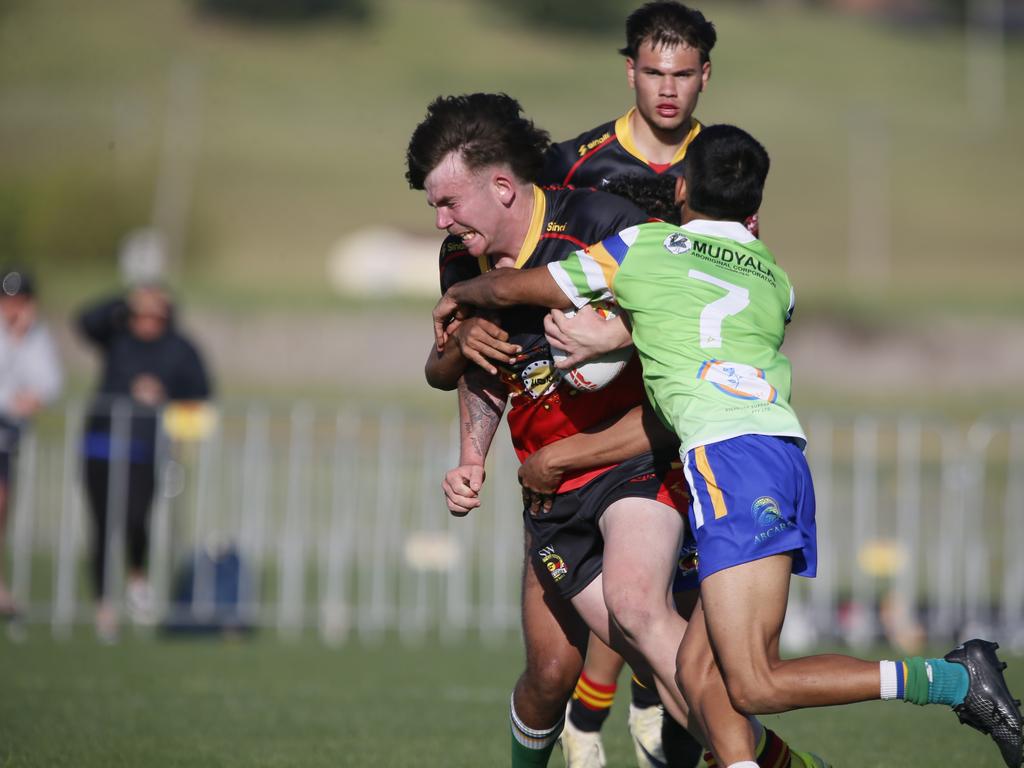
[76,283,212,640]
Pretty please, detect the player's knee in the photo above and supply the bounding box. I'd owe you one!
[721,668,783,716]
[522,654,580,705]
[605,593,656,645]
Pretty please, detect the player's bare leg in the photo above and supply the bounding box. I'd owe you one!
[694,553,1022,767]
[699,554,879,715]
[677,600,758,766]
[512,536,588,766]
[572,497,696,732]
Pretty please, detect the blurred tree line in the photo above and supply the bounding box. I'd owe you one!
[194,0,370,22]
[1,0,1014,279]
[192,0,1020,32]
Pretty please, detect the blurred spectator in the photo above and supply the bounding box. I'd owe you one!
[0,269,63,618]
[76,284,212,640]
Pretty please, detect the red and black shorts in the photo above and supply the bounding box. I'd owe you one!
[526,451,692,600]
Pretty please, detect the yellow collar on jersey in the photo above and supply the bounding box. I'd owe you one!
[615,107,702,167]
[476,185,546,274]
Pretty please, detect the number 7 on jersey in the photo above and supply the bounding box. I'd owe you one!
[689,269,749,349]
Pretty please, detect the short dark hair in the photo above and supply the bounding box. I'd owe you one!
[405,93,550,190]
[603,174,680,224]
[683,124,769,221]
[619,2,716,64]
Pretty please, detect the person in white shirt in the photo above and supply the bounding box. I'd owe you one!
[0,269,62,617]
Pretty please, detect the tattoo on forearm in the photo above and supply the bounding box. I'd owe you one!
[458,368,506,464]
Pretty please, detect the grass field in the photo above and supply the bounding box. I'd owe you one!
[2,629,1022,767]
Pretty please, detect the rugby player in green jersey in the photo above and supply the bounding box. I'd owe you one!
[431,124,1024,768]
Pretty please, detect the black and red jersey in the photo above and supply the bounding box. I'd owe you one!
[540,108,703,189]
[439,185,649,492]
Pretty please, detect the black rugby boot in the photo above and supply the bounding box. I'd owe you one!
[944,639,1024,767]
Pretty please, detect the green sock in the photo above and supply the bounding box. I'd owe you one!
[903,657,930,705]
[926,658,969,706]
[901,657,969,707]
[510,694,562,767]
[511,731,559,767]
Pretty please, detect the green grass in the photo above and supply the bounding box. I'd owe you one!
[1,630,1022,766]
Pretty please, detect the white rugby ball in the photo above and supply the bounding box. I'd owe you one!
[549,305,633,392]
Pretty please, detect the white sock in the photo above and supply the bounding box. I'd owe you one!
[509,693,563,750]
[727,762,760,768]
[880,659,900,700]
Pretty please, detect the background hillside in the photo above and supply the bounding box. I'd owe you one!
[1,0,1021,408]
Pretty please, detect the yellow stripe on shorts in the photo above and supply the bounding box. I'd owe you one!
[694,445,728,519]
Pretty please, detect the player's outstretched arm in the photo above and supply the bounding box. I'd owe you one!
[434,267,568,351]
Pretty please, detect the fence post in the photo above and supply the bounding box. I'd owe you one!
[278,401,312,640]
[53,403,84,637]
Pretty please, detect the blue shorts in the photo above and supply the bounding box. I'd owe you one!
[682,434,817,582]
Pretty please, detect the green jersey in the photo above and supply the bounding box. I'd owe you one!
[548,219,805,453]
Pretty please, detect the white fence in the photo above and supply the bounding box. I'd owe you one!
[4,400,1024,650]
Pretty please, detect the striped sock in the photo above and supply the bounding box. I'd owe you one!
[881,658,965,706]
[880,659,907,700]
[510,693,563,766]
[568,672,616,732]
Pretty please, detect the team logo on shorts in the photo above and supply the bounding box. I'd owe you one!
[663,233,692,254]
[751,496,793,545]
[677,543,699,577]
[538,545,568,583]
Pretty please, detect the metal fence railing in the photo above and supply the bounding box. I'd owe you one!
[4,400,1023,651]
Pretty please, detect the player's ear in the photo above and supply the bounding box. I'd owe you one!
[700,60,711,92]
[493,173,515,207]
[674,176,686,208]
[625,57,636,89]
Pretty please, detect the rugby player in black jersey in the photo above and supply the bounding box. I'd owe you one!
[407,93,824,768]
[410,92,687,768]
[540,2,712,191]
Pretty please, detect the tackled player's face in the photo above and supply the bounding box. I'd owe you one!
[424,152,509,258]
[627,41,710,133]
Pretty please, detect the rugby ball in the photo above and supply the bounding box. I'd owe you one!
[549,305,633,392]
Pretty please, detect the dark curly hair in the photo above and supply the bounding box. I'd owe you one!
[603,174,681,224]
[405,93,551,190]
